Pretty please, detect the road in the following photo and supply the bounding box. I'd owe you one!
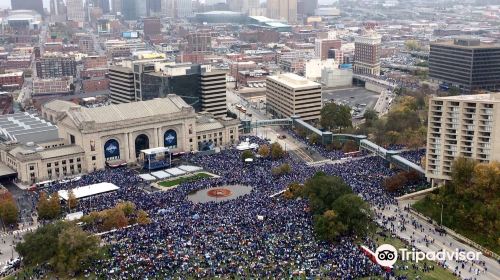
[375,201,500,280]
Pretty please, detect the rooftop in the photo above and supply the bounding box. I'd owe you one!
[268,73,321,89]
[434,93,500,102]
[0,112,59,144]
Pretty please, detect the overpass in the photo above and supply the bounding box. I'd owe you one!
[241,116,425,175]
[352,74,397,91]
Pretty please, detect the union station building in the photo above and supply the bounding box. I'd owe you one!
[0,95,239,184]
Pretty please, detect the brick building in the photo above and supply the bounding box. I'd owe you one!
[0,72,24,90]
[82,78,109,93]
[83,56,108,70]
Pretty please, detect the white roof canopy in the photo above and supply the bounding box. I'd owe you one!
[139,174,157,181]
[141,147,170,155]
[178,165,203,172]
[151,171,171,179]
[58,182,120,200]
[165,167,186,176]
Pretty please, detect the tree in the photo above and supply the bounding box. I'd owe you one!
[363,109,378,126]
[48,192,62,219]
[67,189,78,210]
[383,172,409,192]
[314,210,346,242]
[342,140,358,153]
[270,142,284,160]
[116,201,136,217]
[302,174,352,215]
[53,224,101,276]
[284,182,303,199]
[257,145,270,158]
[309,134,320,145]
[102,207,128,231]
[241,150,254,161]
[405,40,421,51]
[16,221,69,266]
[136,209,151,225]
[0,193,18,228]
[272,163,291,177]
[37,192,52,220]
[320,103,352,132]
[331,194,373,237]
[451,157,476,189]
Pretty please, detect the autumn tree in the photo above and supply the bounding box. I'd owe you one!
[136,209,151,225]
[270,142,285,160]
[53,224,101,276]
[102,207,129,231]
[0,193,18,227]
[257,145,270,158]
[67,189,78,210]
[271,163,291,177]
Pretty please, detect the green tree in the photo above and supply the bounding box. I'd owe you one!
[241,150,254,161]
[308,134,320,145]
[16,221,69,266]
[272,163,291,176]
[270,142,285,160]
[302,174,352,215]
[363,109,378,126]
[53,223,102,276]
[314,210,346,242]
[320,103,352,132]
[331,194,373,237]
[117,201,136,217]
[0,193,18,227]
[48,192,62,219]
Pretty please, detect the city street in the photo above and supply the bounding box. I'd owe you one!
[376,201,500,280]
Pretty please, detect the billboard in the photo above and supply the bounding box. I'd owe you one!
[122,31,139,39]
[164,129,177,149]
[104,139,120,160]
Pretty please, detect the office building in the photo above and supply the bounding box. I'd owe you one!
[109,66,135,104]
[185,33,212,53]
[315,39,342,61]
[11,0,44,16]
[429,39,500,93]
[298,0,317,17]
[90,0,111,13]
[162,0,175,17]
[266,73,322,122]
[32,77,73,95]
[200,71,227,117]
[353,31,381,76]
[36,54,77,79]
[425,93,500,184]
[50,0,66,22]
[67,0,85,24]
[267,0,297,23]
[143,17,162,37]
[176,0,193,18]
[112,0,122,14]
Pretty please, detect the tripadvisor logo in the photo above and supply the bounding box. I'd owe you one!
[361,244,482,268]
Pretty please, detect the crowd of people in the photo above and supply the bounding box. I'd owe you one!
[23,136,438,279]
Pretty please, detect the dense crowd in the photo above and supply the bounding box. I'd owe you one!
[27,136,432,279]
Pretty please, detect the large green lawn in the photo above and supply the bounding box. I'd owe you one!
[360,230,458,280]
[158,173,213,188]
[413,197,500,255]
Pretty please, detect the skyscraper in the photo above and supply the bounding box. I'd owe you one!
[90,0,111,13]
[176,0,193,18]
[112,0,122,14]
[11,0,44,16]
[267,0,297,23]
[162,0,175,17]
[353,31,381,76]
[298,0,317,17]
[66,0,85,24]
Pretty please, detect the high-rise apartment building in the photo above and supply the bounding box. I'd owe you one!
[109,66,135,103]
[66,0,86,24]
[11,0,44,16]
[266,73,322,122]
[425,93,500,184]
[36,55,77,79]
[353,32,381,76]
[267,0,297,23]
[429,39,500,93]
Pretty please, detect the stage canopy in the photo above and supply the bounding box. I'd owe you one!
[142,147,170,155]
[58,182,120,200]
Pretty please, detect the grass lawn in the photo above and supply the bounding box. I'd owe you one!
[413,196,500,255]
[360,230,458,280]
[158,173,213,188]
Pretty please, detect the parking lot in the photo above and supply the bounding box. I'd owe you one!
[323,87,380,119]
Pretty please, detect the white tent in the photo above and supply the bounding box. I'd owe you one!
[151,171,171,179]
[58,182,120,200]
[178,165,203,173]
[139,174,157,181]
[165,167,186,176]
